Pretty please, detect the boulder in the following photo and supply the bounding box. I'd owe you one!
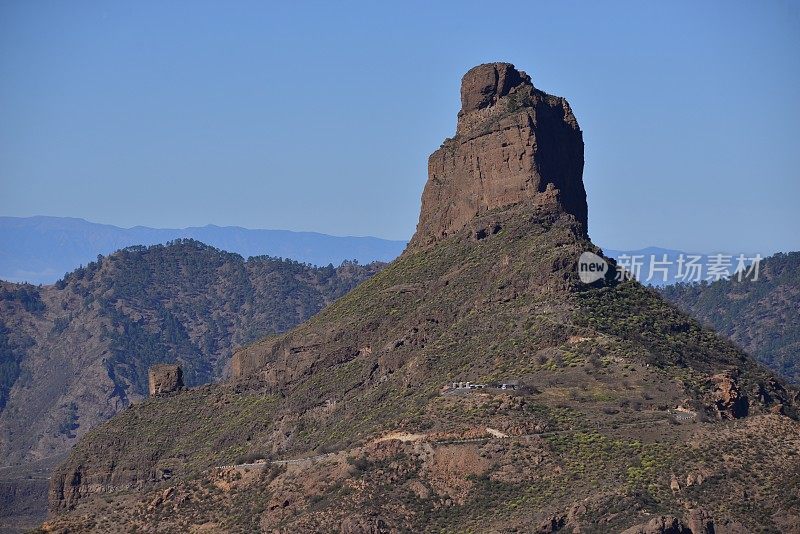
[340,515,391,534]
[710,369,749,419]
[620,515,691,534]
[621,510,749,534]
[460,62,529,113]
[535,514,566,533]
[147,364,184,396]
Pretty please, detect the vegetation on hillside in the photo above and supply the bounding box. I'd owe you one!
[45,207,800,532]
[660,251,800,383]
[0,239,383,467]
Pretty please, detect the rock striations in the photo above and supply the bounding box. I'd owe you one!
[411,62,586,247]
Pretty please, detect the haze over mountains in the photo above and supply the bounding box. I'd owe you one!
[42,63,800,533]
[0,216,406,284]
[1,216,767,287]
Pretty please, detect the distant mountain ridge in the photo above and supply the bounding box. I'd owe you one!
[0,216,407,284]
[2,216,768,288]
[0,239,383,464]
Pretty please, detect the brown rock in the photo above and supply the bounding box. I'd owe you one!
[410,62,586,248]
[405,479,431,500]
[460,62,528,113]
[622,511,748,534]
[620,516,690,534]
[535,514,566,533]
[685,471,705,487]
[710,369,749,419]
[687,509,749,534]
[339,515,391,534]
[147,364,184,396]
[685,509,714,534]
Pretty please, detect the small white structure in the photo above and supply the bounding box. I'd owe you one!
[450,381,486,390]
[669,409,698,422]
[445,381,522,394]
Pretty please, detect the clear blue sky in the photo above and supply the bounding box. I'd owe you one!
[1,1,798,253]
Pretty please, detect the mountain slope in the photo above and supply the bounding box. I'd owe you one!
[0,216,405,284]
[43,63,799,533]
[1,239,382,464]
[0,240,381,530]
[46,204,799,533]
[660,251,800,384]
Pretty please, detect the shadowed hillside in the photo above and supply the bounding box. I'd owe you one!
[661,251,800,384]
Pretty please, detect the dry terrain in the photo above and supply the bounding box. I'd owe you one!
[40,63,800,533]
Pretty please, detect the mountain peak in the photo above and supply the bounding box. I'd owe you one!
[459,62,531,114]
[410,62,587,247]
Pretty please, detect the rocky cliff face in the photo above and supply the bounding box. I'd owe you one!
[410,62,586,247]
[232,63,589,382]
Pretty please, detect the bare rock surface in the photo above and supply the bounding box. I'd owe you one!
[711,369,749,419]
[620,510,748,534]
[147,364,184,396]
[410,62,586,247]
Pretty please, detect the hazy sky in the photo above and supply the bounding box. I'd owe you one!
[1,1,798,253]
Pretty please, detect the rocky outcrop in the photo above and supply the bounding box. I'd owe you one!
[622,509,748,534]
[620,515,691,534]
[620,510,747,534]
[410,62,586,247]
[147,364,184,396]
[710,369,749,419]
[535,514,567,533]
[339,516,391,534]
